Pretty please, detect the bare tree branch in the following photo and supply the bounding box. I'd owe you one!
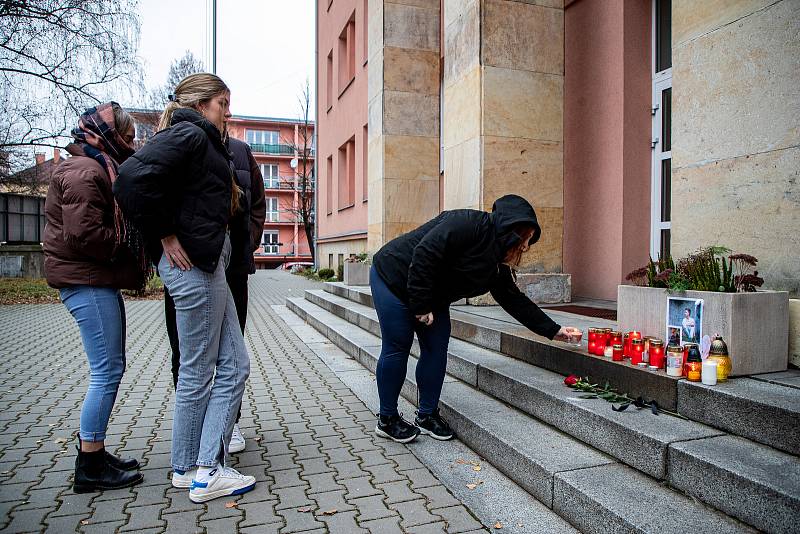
[0,0,141,187]
[280,80,316,264]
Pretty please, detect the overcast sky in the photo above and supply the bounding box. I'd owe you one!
[136,0,315,120]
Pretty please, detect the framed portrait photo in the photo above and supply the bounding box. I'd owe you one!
[666,297,703,346]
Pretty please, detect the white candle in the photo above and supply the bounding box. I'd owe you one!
[603,345,613,358]
[702,360,718,386]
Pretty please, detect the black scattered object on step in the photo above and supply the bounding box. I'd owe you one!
[544,305,617,321]
[612,397,660,415]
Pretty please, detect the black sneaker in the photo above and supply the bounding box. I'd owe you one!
[375,413,420,443]
[414,409,454,440]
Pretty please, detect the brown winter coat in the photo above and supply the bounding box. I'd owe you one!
[44,147,143,289]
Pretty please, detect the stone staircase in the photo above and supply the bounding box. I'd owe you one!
[286,282,800,534]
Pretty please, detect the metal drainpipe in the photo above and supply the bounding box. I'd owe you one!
[313,2,319,271]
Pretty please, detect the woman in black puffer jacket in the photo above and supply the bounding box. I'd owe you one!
[370,195,582,443]
[113,73,255,503]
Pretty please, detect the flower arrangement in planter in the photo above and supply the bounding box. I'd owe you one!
[618,246,788,377]
[624,246,763,293]
[343,253,370,286]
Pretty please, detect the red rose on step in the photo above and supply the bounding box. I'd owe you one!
[564,374,579,386]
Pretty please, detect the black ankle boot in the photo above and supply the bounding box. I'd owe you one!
[103,450,140,471]
[77,438,140,471]
[74,448,143,493]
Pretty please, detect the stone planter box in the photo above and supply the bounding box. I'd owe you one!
[617,285,789,376]
[343,262,370,286]
[468,273,571,305]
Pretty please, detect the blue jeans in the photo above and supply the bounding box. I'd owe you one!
[158,234,250,471]
[60,286,126,442]
[370,267,451,417]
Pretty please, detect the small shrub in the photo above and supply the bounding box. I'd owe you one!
[318,268,335,280]
[345,253,369,263]
[626,246,763,293]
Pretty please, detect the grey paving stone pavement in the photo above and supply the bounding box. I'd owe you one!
[0,270,489,533]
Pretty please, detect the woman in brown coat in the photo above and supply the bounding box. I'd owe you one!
[44,102,148,492]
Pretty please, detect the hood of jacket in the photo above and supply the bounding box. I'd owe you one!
[170,108,230,157]
[490,194,541,258]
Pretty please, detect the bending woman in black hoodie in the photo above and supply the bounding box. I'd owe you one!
[370,195,581,443]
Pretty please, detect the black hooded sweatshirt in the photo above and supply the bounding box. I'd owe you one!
[372,194,561,340]
[114,108,234,273]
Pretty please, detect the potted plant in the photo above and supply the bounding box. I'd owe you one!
[343,253,370,286]
[619,247,788,376]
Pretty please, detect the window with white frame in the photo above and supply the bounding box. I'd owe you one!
[246,130,279,146]
[262,231,279,254]
[265,197,279,222]
[651,0,672,261]
[261,164,279,188]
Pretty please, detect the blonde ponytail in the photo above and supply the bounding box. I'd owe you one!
[156,73,230,132]
[157,101,182,132]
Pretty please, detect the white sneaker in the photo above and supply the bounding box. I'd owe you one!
[229,424,246,454]
[189,466,256,503]
[171,468,197,489]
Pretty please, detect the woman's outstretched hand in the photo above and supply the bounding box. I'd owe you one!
[416,312,434,326]
[161,234,193,271]
[554,326,583,343]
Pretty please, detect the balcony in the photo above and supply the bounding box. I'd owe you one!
[263,210,302,224]
[249,143,295,155]
[255,244,312,257]
[263,177,316,192]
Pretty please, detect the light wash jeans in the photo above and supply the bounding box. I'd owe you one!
[60,286,126,442]
[158,234,250,471]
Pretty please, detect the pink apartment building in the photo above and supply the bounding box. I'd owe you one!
[131,111,315,270]
[315,0,369,271]
[227,116,315,269]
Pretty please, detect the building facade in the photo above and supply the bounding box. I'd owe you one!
[316,0,799,299]
[227,116,315,269]
[131,111,315,270]
[316,0,370,271]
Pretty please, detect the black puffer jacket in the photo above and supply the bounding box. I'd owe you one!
[227,138,265,276]
[113,108,234,273]
[372,195,561,339]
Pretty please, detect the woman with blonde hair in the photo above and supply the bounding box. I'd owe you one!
[114,73,254,502]
[44,102,147,492]
[370,195,582,443]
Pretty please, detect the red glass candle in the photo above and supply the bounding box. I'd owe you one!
[595,328,610,355]
[609,331,623,347]
[612,344,624,361]
[625,331,642,358]
[587,328,599,355]
[649,339,665,369]
[603,329,612,351]
[630,338,645,365]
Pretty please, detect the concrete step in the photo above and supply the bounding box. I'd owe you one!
[300,288,800,533]
[326,283,800,455]
[323,282,682,410]
[677,379,800,455]
[286,296,755,533]
[668,435,800,534]
[305,289,724,479]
